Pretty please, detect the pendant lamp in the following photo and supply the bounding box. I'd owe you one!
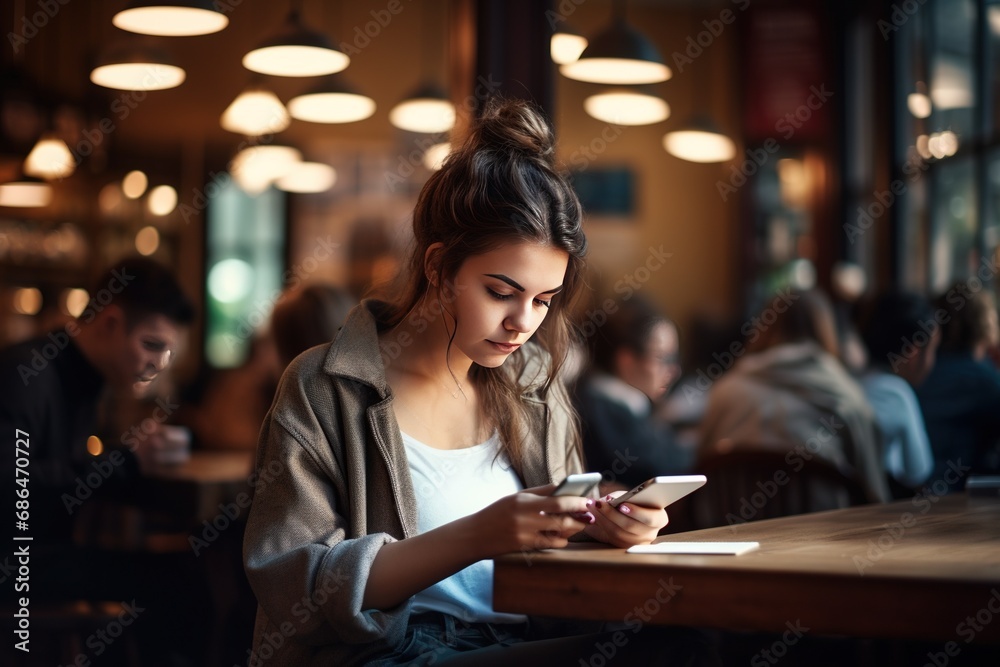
[276,162,337,193]
[243,3,348,77]
[90,44,185,91]
[288,75,376,124]
[112,1,229,37]
[389,83,455,134]
[662,3,734,163]
[221,85,290,136]
[24,133,75,179]
[560,1,669,85]
[230,144,302,195]
[584,87,669,125]
[663,114,735,163]
[551,22,588,65]
[0,174,53,208]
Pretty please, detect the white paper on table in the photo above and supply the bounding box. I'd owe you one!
[626,541,760,556]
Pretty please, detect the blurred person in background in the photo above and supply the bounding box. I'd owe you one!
[857,292,937,496]
[574,295,692,490]
[185,284,357,451]
[0,255,208,666]
[697,288,889,503]
[916,284,1000,491]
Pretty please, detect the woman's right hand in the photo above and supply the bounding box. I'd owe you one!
[470,485,593,558]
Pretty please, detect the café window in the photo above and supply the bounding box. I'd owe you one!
[894,0,998,293]
[204,181,286,368]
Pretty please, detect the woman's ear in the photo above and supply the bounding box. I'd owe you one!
[424,242,445,287]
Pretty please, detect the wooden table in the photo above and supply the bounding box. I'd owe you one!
[144,450,255,524]
[494,494,1000,643]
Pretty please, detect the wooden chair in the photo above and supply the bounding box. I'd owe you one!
[682,447,870,530]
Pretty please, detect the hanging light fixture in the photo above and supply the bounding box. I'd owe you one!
[389,1,454,134]
[663,115,736,163]
[423,141,451,171]
[560,1,669,85]
[112,1,229,37]
[243,2,349,77]
[90,44,185,91]
[288,75,376,124]
[584,87,669,125]
[551,22,588,65]
[24,133,75,179]
[276,162,337,193]
[230,144,302,195]
[0,174,53,208]
[221,85,290,136]
[389,83,455,133]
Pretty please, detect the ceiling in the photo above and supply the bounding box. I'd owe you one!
[1,0,461,170]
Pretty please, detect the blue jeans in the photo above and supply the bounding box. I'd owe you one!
[367,611,718,666]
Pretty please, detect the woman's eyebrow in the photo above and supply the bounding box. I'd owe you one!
[485,273,563,294]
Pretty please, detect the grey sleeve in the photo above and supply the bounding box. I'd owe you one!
[243,397,410,649]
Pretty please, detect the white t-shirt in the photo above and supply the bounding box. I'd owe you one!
[402,430,528,623]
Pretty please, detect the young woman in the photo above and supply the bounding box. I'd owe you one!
[243,99,691,666]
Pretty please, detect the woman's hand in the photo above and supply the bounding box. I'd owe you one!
[583,491,669,548]
[470,484,593,558]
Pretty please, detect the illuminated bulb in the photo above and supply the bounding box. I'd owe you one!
[135,226,160,255]
[389,97,455,134]
[112,3,229,37]
[122,170,148,199]
[221,88,290,136]
[907,92,932,119]
[551,32,588,65]
[64,288,89,317]
[276,162,337,193]
[0,180,52,207]
[423,142,451,171]
[584,90,669,125]
[24,135,75,179]
[147,185,177,216]
[663,128,736,163]
[288,91,375,124]
[90,62,185,91]
[13,288,42,315]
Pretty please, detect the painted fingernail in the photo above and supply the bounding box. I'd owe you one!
[618,504,631,515]
[585,499,594,508]
[584,512,595,524]
[595,500,603,509]
[604,494,613,502]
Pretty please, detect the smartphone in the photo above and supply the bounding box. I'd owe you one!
[552,472,603,497]
[609,475,707,508]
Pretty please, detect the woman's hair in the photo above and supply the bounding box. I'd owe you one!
[380,97,587,474]
[749,288,839,357]
[271,284,357,368]
[591,295,670,375]
[935,284,998,353]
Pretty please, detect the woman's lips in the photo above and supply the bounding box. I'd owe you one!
[488,340,520,353]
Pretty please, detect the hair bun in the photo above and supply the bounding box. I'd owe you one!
[471,98,555,164]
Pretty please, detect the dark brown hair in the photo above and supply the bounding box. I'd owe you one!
[935,284,998,353]
[380,97,587,474]
[271,284,356,367]
[749,288,839,357]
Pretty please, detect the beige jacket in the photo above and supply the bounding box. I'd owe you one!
[243,300,582,666]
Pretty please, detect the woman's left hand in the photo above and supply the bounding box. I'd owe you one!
[582,491,668,548]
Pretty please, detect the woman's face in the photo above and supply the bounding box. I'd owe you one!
[440,241,570,368]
